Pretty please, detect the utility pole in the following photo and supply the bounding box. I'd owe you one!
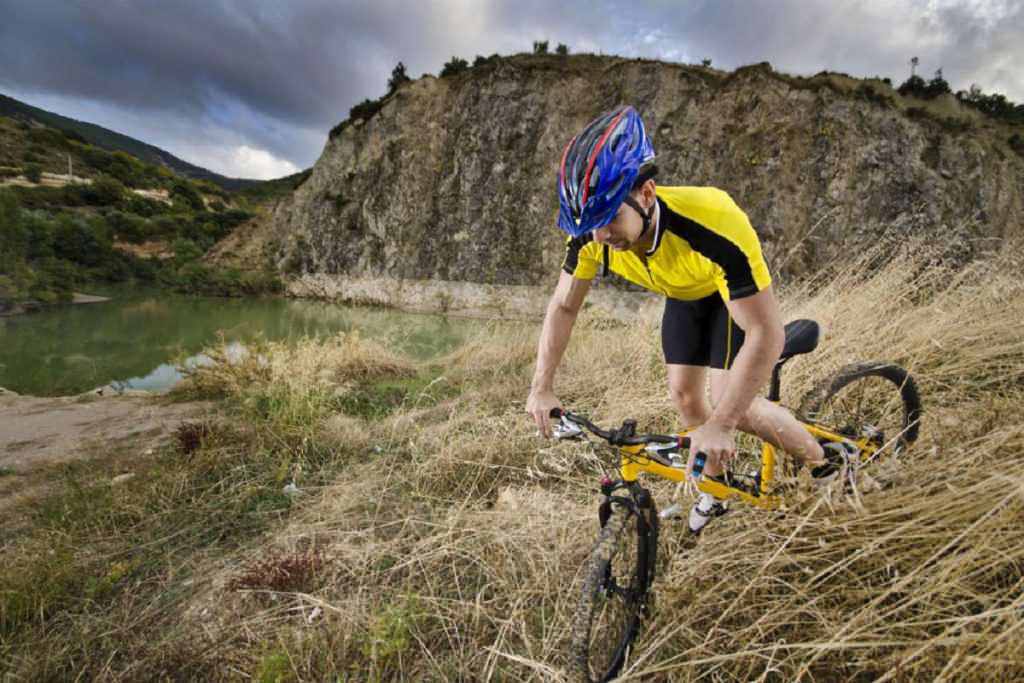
[910,56,919,77]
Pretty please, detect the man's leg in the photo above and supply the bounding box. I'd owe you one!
[666,363,710,428]
[709,369,825,466]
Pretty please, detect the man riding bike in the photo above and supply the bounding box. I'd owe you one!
[525,105,847,534]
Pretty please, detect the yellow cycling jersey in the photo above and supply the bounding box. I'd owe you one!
[561,185,772,302]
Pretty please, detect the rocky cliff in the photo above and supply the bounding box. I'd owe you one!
[268,54,1024,317]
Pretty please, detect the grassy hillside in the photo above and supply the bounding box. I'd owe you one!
[2,235,1021,680]
[0,115,281,310]
[0,92,260,191]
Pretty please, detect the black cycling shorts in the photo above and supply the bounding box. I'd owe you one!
[661,293,745,369]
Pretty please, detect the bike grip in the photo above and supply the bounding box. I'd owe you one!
[680,436,691,450]
[548,407,563,419]
[691,451,707,479]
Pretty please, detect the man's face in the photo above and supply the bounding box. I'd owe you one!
[590,181,655,252]
[591,201,642,251]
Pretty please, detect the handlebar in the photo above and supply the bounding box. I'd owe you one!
[549,409,710,481]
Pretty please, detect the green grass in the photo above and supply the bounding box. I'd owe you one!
[339,372,458,418]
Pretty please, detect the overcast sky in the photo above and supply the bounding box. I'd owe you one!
[1,0,1020,180]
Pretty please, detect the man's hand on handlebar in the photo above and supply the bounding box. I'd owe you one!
[526,387,562,438]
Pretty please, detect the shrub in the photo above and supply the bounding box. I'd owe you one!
[171,237,203,266]
[105,210,147,242]
[83,175,126,206]
[387,61,411,93]
[532,40,549,54]
[440,56,469,77]
[170,180,205,211]
[60,128,87,144]
[349,98,383,122]
[556,43,569,56]
[23,164,43,183]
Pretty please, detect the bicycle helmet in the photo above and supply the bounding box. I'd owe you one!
[557,105,656,237]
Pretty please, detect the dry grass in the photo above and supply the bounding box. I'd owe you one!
[5,241,1024,681]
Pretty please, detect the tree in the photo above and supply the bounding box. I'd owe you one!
[897,74,927,97]
[23,164,43,183]
[556,43,569,56]
[0,188,27,270]
[85,175,126,206]
[701,58,712,67]
[533,40,549,54]
[440,56,469,77]
[171,180,205,211]
[388,61,411,93]
[924,68,951,98]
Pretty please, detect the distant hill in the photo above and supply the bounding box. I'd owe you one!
[0,92,259,191]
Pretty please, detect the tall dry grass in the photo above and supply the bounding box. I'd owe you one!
[162,240,1024,681]
[4,240,1023,681]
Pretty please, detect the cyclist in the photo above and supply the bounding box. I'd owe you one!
[525,105,847,534]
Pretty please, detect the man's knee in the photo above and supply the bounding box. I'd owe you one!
[669,386,709,423]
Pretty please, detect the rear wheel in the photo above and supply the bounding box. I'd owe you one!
[567,498,656,683]
[798,362,922,463]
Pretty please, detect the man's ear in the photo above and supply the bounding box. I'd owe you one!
[643,179,657,207]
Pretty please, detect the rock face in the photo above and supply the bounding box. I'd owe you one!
[270,55,1024,316]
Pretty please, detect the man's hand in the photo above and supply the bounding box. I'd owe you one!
[526,388,562,438]
[686,421,736,478]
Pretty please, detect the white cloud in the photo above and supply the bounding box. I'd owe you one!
[186,144,300,180]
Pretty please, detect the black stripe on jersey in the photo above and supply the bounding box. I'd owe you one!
[562,232,595,276]
[661,204,758,299]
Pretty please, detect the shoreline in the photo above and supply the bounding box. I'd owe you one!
[0,291,111,317]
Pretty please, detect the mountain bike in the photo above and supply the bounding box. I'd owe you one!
[554,319,922,683]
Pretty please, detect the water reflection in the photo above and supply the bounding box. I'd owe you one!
[0,291,483,396]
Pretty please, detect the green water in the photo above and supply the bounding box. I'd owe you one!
[0,291,483,396]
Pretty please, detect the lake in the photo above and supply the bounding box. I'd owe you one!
[0,291,484,396]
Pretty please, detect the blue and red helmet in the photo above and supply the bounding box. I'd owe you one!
[557,105,656,237]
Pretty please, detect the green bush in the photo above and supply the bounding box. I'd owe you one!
[0,188,27,269]
[170,181,205,211]
[440,56,469,77]
[533,40,549,54]
[23,164,44,183]
[171,237,203,266]
[52,214,110,267]
[105,210,148,242]
[387,61,411,93]
[83,176,126,205]
[347,98,383,124]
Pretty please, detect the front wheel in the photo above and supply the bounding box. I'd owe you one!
[798,361,922,463]
[567,498,657,683]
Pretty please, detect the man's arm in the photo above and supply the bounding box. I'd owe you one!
[527,271,591,436]
[709,285,785,428]
[687,286,784,467]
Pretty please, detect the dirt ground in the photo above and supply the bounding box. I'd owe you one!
[0,390,206,515]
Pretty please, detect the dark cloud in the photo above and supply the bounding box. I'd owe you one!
[0,0,1019,179]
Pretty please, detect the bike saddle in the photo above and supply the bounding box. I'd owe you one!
[779,319,820,361]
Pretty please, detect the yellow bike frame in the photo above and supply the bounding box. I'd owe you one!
[616,422,871,510]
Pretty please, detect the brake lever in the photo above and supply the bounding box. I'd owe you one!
[552,416,583,440]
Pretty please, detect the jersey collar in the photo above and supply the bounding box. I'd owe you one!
[645,198,666,256]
